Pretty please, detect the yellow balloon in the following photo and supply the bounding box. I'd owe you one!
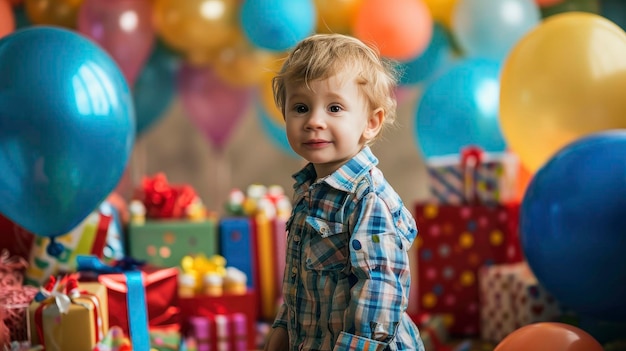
[423,0,458,29]
[212,31,282,87]
[25,0,83,28]
[258,57,287,125]
[153,0,239,59]
[500,12,626,172]
[315,0,363,34]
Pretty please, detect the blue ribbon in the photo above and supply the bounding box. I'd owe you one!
[76,255,150,350]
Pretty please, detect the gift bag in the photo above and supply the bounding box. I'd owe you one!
[414,202,523,336]
[25,203,125,286]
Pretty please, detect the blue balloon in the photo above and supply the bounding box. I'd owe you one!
[257,106,299,159]
[0,27,135,239]
[134,41,179,135]
[414,58,506,159]
[240,0,316,52]
[398,22,454,86]
[521,131,626,322]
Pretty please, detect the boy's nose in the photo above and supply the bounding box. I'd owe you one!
[305,109,326,129]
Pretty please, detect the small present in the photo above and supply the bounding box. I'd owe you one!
[415,202,523,336]
[187,313,247,351]
[28,279,109,351]
[97,265,180,339]
[426,147,520,205]
[479,261,562,343]
[24,202,125,286]
[179,291,257,350]
[511,262,562,327]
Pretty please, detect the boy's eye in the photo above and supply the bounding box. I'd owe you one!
[295,104,308,113]
[329,105,341,113]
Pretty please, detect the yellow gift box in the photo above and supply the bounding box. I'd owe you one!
[28,281,109,351]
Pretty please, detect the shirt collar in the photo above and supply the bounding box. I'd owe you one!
[292,146,379,193]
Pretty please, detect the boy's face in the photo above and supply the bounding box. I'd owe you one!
[284,71,383,178]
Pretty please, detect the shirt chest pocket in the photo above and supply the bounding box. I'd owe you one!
[304,216,349,272]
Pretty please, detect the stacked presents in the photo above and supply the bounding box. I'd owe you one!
[0,173,291,351]
[413,147,563,345]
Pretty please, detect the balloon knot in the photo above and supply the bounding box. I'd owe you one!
[46,238,65,258]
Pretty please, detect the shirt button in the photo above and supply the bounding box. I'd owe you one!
[291,267,298,274]
[294,235,300,242]
[321,227,328,234]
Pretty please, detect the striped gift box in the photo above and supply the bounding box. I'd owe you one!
[426,149,519,205]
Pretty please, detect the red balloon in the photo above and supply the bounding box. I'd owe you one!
[495,323,604,351]
[77,0,155,87]
[353,0,433,60]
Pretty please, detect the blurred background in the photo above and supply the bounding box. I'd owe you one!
[2,0,624,212]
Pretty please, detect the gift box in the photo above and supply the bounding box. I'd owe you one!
[179,290,258,350]
[219,217,256,289]
[128,219,218,268]
[28,281,109,351]
[187,313,247,351]
[426,148,519,205]
[414,203,523,336]
[97,266,180,339]
[24,203,125,286]
[479,261,562,343]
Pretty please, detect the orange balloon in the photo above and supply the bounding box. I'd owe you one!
[515,163,532,202]
[0,0,15,39]
[24,0,83,28]
[495,323,603,351]
[315,0,363,34]
[212,31,282,87]
[153,0,240,60]
[353,0,433,60]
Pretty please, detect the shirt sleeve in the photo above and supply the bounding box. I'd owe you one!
[271,302,288,330]
[334,192,413,350]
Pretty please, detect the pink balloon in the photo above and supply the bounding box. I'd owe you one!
[178,63,254,150]
[77,0,155,87]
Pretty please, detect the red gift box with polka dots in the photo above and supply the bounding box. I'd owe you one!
[414,203,523,337]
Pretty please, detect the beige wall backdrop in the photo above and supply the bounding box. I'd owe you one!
[127,87,431,214]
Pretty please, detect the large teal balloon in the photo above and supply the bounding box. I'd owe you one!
[521,131,626,322]
[0,27,135,244]
[398,22,454,86]
[414,58,506,159]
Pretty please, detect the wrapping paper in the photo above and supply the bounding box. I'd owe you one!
[98,266,180,338]
[128,219,218,268]
[479,261,562,343]
[426,150,519,205]
[415,203,523,336]
[187,313,247,351]
[25,203,124,286]
[28,282,108,351]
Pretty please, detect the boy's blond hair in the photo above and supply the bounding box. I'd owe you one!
[272,34,399,139]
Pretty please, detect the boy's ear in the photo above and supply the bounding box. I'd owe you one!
[363,108,384,140]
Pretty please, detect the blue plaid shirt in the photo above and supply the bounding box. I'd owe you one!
[272,147,424,351]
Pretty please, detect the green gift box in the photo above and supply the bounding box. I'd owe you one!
[150,326,181,351]
[128,219,218,267]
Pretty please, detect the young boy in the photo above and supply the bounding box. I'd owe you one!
[264,34,424,351]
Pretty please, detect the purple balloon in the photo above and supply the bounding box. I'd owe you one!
[178,63,254,150]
